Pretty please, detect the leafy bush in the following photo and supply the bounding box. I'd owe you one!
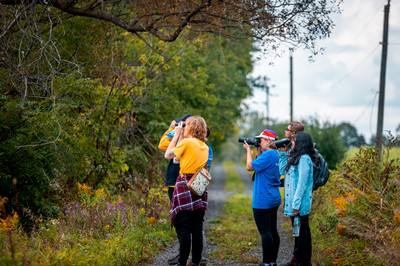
[0,97,61,229]
[304,118,346,170]
[311,146,400,265]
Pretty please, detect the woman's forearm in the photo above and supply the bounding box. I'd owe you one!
[164,133,180,159]
[246,149,254,171]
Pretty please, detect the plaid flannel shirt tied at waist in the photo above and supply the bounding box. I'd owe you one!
[170,173,208,224]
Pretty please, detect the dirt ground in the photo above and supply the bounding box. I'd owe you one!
[148,163,293,266]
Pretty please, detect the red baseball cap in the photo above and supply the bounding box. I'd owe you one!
[255,129,277,140]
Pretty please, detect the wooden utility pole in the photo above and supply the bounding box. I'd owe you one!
[376,0,390,157]
[290,52,293,122]
[266,82,270,126]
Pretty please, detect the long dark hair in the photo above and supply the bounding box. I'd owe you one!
[285,132,318,171]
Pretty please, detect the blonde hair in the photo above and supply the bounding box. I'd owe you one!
[186,116,207,142]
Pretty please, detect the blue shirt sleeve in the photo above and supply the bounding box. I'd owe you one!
[206,146,213,170]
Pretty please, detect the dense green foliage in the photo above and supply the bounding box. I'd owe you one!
[304,118,347,169]
[0,13,254,228]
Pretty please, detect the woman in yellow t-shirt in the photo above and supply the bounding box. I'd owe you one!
[164,116,208,266]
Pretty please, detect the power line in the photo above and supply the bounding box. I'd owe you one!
[328,45,380,89]
[353,89,379,125]
[334,3,385,55]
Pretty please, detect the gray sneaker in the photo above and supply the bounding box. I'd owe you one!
[168,254,180,265]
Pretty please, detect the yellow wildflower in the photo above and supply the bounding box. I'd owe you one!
[333,257,343,266]
[336,223,344,236]
[95,188,105,198]
[81,183,92,191]
[394,211,400,225]
[0,212,18,231]
[345,191,356,201]
[332,197,349,213]
[147,217,156,224]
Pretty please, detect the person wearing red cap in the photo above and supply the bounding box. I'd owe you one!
[242,129,281,266]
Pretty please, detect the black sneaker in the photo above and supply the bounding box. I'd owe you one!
[281,257,296,266]
[199,258,207,266]
[168,254,180,265]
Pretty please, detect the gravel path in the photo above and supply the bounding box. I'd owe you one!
[148,163,293,266]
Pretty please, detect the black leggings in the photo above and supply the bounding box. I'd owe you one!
[253,206,280,263]
[174,209,205,265]
[290,214,312,264]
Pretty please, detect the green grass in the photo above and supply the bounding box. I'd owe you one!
[207,161,260,264]
[222,160,247,193]
[207,193,260,264]
[346,146,400,162]
[208,161,290,264]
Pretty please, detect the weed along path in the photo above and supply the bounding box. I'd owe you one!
[149,162,293,265]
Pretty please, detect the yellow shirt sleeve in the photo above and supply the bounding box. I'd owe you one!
[158,128,173,151]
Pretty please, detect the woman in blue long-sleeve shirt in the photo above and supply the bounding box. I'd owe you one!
[243,129,281,266]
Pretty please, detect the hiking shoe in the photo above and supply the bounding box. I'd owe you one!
[168,254,180,265]
[199,258,207,266]
[281,256,296,266]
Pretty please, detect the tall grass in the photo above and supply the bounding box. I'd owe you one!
[311,146,400,265]
[0,184,175,265]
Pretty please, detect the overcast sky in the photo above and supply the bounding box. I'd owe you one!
[247,0,399,142]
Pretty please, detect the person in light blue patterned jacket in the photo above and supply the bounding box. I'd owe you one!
[282,131,318,266]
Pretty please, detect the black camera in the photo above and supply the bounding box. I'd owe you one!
[238,137,290,149]
[275,138,290,148]
[238,137,261,147]
[175,122,186,127]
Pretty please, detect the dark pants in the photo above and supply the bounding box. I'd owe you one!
[168,187,175,201]
[174,209,205,265]
[253,206,280,263]
[290,214,312,264]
